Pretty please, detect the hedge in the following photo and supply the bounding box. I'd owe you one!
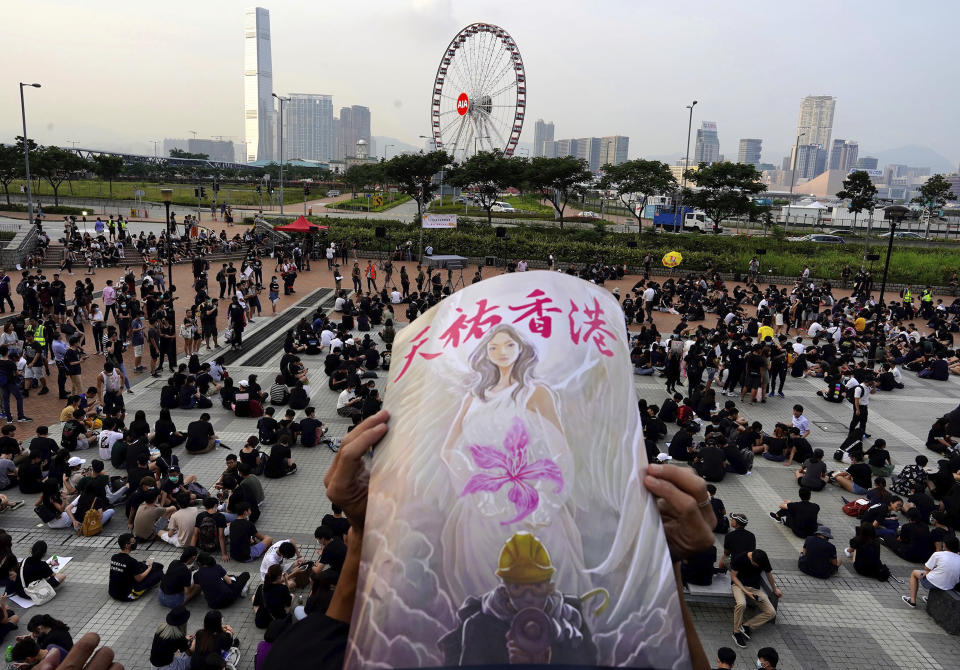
[0,204,89,216]
[254,216,960,285]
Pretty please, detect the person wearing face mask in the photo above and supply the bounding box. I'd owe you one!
[108,532,164,601]
[756,646,779,669]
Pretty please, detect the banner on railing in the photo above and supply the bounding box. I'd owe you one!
[422,214,457,229]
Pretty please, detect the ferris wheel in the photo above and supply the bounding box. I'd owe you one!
[430,23,526,159]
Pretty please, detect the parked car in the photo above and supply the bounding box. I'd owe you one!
[879,231,928,240]
[788,234,845,243]
[490,201,516,212]
[577,211,602,219]
[327,189,341,197]
[827,229,853,236]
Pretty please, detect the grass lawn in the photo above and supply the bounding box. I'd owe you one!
[326,193,411,213]
[6,179,303,207]
[504,194,555,214]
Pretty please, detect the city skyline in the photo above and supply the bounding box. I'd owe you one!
[2,1,959,170]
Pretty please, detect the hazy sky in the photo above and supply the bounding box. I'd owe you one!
[3,0,957,165]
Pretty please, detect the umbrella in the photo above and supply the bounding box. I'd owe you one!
[662,251,683,268]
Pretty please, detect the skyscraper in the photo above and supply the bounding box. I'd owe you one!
[533,120,555,157]
[336,105,373,159]
[599,136,629,167]
[738,139,762,166]
[554,139,577,159]
[792,95,835,176]
[575,137,601,172]
[694,122,720,165]
[794,144,827,180]
[243,7,274,163]
[829,140,859,173]
[286,94,334,161]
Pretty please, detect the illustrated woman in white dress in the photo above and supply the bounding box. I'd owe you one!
[440,324,589,603]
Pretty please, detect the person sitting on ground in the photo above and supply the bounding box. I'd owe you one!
[298,407,325,449]
[667,422,697,462]
[930,511,957,552]
[336,383,363,426]
[193,551,250,609]
[891,454,929,497]
[264,436,297,479]
[160,492,200,548]
[219,377,236,410]
[259,540,310,592]
[901,536,960,608]
[18,541,67,597]
[254,563,294,630]
[157,546,201,609]
[26,613,73,653]
[185,413,219,455]
[845,523,888,580]
[69,477,115,532]
[795,449,828,491]
[798,525,841,579]
[189,610,236,668]
[314,525,347,574]
[861,495,904,541]
[237,437,265,477]
[882,507,935,563]
[9,636,69,668]
[269,375,289,406]
[258,407,280,445]
[228,502,274,563]
[758,425,789,461]
[829,449,873,495]
[769,486,820,538]
[865,477,894,506]
[276,409,301,444]
[288,382,310,411]
[692,438,726,482]
[925,417,957,455]
[193,496,230,563]
[132,489,175,542]
[148,605,193,670]
[865,439,894,478]
[705,484,729,534]
[320,504,351,540]
[108,533,164,601]
[680,543,718,587]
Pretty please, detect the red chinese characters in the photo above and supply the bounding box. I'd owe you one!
[568,297,616,357]
[508,289,562,338]
[438,299,502,348]
[393,326,441,383]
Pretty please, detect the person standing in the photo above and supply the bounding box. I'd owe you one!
[351,263,362,295]
[838,377,874,452]
[228,297,246,350]
[64,336,83,396]
[102,280,117,323]
[216,264,227,299]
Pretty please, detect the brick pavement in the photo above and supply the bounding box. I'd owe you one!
[1,261,959,667]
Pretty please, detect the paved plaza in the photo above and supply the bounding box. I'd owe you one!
[1,281,959,669]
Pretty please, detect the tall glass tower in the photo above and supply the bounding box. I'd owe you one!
[244,7,274,162]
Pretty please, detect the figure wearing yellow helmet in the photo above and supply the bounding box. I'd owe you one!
[438,531,602,666]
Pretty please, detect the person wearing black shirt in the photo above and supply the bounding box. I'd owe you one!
[881,508,934,562]
[299,408,324,448]
[770,487,820,538]
[865,439,893,477]
[320,505,351,540]
[148,606,192,669]
[28,427,58,468]
[17,452,44,494]
[158,546,200,608]
[315,526,347,573]
[192,552,250,609]
[693,442,726,482]
[730,550,780,647]
[848,523,886,579]
[108,533,164,601]
[667,424,696,462]
[185,414,218,454]
[860,496,904,541]
[18,541,66,593]
[657,393,681,424]
[228,503,273,562]
[264,441,297,479]
[254,564,293,629]
[830,450,873,495]
[798,527,840,578]
[721,514,756,568]
[0,350,28,422]
[681,545,717,587]
[26,614,73,653]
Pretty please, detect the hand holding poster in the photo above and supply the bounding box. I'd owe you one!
[347,272,689,669]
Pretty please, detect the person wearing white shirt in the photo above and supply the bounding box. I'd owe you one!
[333,296,346,312]
[517,260,528,272]
[807,322,824,338]
[792,338,805,356]
[329,336,343,353]
[902,537,960,607]
[320,329,335,348]
[642,286,656,323]
[390,289,402,304]
[97,427,125,459]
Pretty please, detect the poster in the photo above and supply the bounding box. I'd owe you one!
[423,214,458,229]
[347,272,687,669]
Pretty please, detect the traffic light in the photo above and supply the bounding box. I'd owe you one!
[200,186,206,199]
[212,181,220,194]
[194,188,200,198]
[304,186,311,196]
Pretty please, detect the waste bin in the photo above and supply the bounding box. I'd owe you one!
[485,255,497,267]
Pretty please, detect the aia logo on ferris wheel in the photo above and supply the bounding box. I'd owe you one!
[456,93,469,116]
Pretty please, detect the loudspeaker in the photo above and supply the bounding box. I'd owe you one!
[375,227,386,238]
[627,241,638,249]
[866,253,880,261]
[495,226,506,238]
[754,248,767,255]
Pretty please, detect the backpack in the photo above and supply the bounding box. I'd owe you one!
[15,280,25,296]
[676,405,694,425]
[197,515,219,552]
[78,504,103,537]
[61,420,81,450]
[846,384,863,403]
[843,498,872,518]
[110,440,128,469]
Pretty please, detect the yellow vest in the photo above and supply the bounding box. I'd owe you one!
[32,324,46,346]
[903,290,912,303]
[921,291,932,303]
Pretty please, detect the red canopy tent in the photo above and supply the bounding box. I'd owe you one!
[274,215,328,232]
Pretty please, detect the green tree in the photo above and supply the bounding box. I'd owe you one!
[0,143,20,206]
[383,151,450,226]
[90,154,125,199]
[681,162,766,229]
[447,150,519,225]
[836,170,878,233]
[169,148,209,160]
[598,159,677,234]
[526,156,593,229]
[342,163,383,199]
[33,146,87,206]
[913,173,957,215]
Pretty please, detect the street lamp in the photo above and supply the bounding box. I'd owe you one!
[674,99,697,232]
[151,140,160,158]
[161,189,174,298]
[382,144,394,160]
[867,204,909,368]
[420,134,448,207]
[785,132,806,232]
[18,82,41,228]
[272,94,289,217]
